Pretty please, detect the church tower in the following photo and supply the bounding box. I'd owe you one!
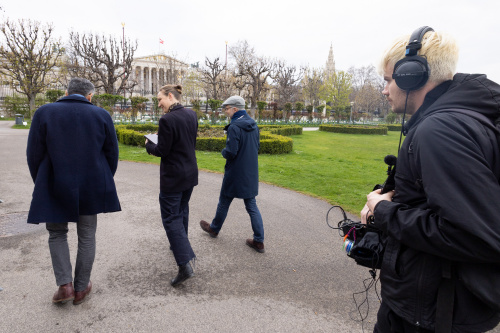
[325,43,336,78]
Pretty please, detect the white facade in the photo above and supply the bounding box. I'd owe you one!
[131,54,189,97]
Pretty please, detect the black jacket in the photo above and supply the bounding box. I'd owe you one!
[373,74,500,331]
[146,104,198,193]
[221,110,260,199]
[27,95,121,223]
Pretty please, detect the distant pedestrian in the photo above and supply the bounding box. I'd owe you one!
[200,95,265,253]
[26,77,121,305]
[145,84,198,286]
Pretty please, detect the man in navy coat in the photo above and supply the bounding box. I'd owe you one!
[200,96,265,253]
[27,77,121,305]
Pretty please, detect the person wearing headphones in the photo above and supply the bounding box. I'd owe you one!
[361,27,500,332]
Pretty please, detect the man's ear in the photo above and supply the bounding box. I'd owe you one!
[86,93,93,102]
[65,90,69,96]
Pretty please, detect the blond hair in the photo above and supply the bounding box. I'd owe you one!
[378,30,459,84]
[159,84,182,102]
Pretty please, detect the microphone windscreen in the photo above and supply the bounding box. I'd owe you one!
[384,155,397,166]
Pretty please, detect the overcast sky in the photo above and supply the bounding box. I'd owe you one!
[3,0,500,83]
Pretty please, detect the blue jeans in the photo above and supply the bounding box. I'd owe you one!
[159,188,195,266]
[210,193,264,243]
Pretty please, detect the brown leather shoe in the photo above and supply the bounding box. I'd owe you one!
[52,282,75,303]
[246,239,265,253]
[200,220,218,238]
[73,281,92,305]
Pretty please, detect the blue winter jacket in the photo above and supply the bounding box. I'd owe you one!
[221,110,260,198]
[26,95,121,223]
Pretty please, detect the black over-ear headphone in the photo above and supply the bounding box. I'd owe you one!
[392,26,434,91]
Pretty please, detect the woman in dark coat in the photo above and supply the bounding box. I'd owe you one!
[145,84,198,286]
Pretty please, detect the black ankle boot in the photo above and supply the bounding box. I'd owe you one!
[170,262,194,287]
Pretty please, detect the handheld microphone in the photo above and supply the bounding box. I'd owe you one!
[381,155,397,194]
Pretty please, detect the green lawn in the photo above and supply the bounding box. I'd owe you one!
[119,130,402,215]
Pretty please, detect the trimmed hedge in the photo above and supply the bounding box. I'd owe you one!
[319,124,388,135]
[116,125,148,147]
[116,124,294,154]
[258,125,303,136]
[386,124,402,132]
[196,137,226,152]
[259,132,293,154]
[123,124,159,132]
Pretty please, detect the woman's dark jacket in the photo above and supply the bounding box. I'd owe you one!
[26,95,121,224]
[221,110,260,199]
[373,74,500,331]
[146,104,198,193]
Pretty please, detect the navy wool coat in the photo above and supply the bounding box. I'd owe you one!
[221,110,260,199]
[26,95,121,224]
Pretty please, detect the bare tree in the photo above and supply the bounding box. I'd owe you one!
[199,56,225,100]
[230,40,275,117]
[302,68,324,108]
[348,65,389,117]
[354,83,382,115]
[271,60,303,108]
[67,31,137,95]
[0,19,64,117]
[348,65,379,89]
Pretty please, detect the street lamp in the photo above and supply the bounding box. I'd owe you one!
[121,22,125,49]
[225,41,228,69]
[350,101,354,124]
[121,22,126,112]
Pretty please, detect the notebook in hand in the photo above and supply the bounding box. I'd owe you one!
[144,133,158,145]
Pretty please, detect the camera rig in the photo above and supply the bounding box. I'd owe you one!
[327,155,397,270]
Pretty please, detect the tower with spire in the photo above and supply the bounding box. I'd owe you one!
[325,43,336,78]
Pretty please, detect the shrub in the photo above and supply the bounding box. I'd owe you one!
[387,124,402,132]
[45,89,64,103]
[116,127,146,147]
[259,132,293,154]
[258,125,302,136]
[116,124,295,154]
[124,124,159,132]
[319,124,388,135]
[196,137,227,151]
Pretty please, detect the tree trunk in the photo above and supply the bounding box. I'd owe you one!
[29,93,36,119]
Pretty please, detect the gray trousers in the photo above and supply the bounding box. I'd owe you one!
[46,215,97,292]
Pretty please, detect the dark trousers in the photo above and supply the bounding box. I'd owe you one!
[374,301,434,333]
[159,188,195,266]
[46,215,97,292]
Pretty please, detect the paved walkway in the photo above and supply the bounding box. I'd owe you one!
[0,120,379,332]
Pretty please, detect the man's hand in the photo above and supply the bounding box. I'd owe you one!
[361,204,372,224]
[360,189,395,224]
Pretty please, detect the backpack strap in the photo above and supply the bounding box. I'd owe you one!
[435,260,455,333]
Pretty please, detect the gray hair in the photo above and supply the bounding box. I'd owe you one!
[67,77,95,96]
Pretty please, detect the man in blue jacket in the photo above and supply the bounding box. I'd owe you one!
[27,77,121,305]
[200,96,265,253]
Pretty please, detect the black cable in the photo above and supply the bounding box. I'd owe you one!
[349,270,381,333]
[397,91,410,154]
